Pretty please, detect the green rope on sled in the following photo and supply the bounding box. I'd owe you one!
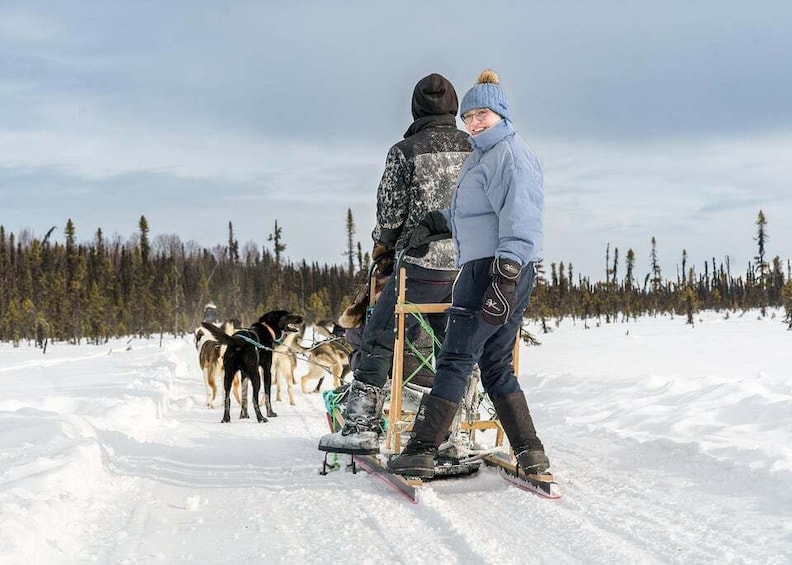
[401,304,442,385]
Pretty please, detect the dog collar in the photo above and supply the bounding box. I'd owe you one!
[261,322,277,343]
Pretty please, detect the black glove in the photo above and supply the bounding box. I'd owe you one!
[407,211,451,258]
[372,242,395,276]
[481,257,522,326]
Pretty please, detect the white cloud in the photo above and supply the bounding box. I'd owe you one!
[0,128,380,194]
[3,129,791,280]
[539,134,792,279]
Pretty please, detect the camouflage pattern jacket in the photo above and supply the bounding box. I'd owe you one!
[373,114,470,270]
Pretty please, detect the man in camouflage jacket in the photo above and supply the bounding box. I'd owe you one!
[319,73,470,455]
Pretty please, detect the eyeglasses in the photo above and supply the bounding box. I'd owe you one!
[462,109,490,124]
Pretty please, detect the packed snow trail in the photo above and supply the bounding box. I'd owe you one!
[1,312,790,563]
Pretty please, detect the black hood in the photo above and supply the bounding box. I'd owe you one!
[411,73,458,120]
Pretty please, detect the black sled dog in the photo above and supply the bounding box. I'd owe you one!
[202,310,304,423]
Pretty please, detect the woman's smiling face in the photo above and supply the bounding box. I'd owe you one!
[462,108,502,135]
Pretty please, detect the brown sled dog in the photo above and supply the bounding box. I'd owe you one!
[196,319,242,409]
[299,320,352,393]
[201,310,303,423]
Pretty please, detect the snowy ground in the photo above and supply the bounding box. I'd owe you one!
[1,310,791,564]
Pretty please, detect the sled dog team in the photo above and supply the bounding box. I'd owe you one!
[197,69,552,481]
[196,314,350,417]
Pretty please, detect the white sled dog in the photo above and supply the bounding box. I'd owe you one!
[196,319,241,409]
[271,320,307,406]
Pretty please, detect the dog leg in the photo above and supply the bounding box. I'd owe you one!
[251,366,267,423]
[204,367,213,408]
[265,394,276,417]
[209,364,223,409]
[287,363,296,406]
[300,365,322,394]
[208,382,216,409]
[275,367,283,402]
[252,394,267,422]
[263,367,277,418]
[312,374,326,394]
[222,395,232,422]
[232,373,241,405]
[239,378,250,419]
[221,366,235,423]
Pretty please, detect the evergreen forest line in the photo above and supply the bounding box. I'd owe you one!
[1,210,791,347]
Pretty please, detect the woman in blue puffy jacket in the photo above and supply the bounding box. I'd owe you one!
[389,69,551,478]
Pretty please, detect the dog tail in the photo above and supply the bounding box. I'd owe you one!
[200,321,234,346]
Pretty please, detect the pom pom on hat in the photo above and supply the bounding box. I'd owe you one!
[476,69,500,84]
[460,68,511,121]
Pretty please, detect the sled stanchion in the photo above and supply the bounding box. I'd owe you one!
[385,267,453,453]
[387,267,407,454]
[513,327,520,377]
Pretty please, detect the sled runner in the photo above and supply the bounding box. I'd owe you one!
[483,452,561,499]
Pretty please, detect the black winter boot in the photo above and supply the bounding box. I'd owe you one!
[387,395,458,478]
[318,380,384,454]
[493,392,550,474]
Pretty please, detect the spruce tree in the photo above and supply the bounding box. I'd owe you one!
[268,220,286,266]
[650,237,662,292]
[0,227,7,339]
[625,249,635,291]
[681,249,688,285]
[754,210,768,288]
[782,278,792,329]
[228,221,240,264]
[344,208,356,276]
[133,216,154,336]
[611,247,619,286]
[680,274,698,326]
[139,216,150,265]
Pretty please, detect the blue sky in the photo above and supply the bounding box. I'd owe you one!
[2,1,791,280]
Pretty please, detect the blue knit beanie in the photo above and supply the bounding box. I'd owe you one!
[459,69,511,122]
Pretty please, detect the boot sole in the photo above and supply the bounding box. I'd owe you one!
[318,444,379,455]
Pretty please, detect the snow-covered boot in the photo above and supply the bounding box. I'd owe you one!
[387,395,457,478]
[493,392,550,474]
[318,380,384,454]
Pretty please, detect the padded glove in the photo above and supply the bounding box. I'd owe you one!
[407,211,451,258]
[372,242,395,276]
[481,257,522,326]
